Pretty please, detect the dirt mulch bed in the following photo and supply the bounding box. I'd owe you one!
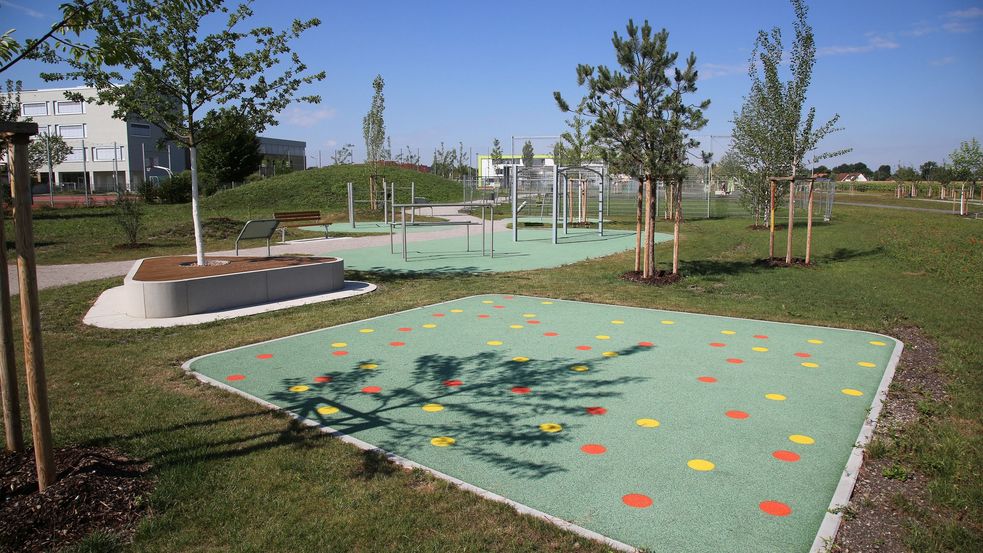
[133,255,337,281]
[620,270,683,286]
[0,447,154,553]
[754,256,816,268]
[832,326,949,552]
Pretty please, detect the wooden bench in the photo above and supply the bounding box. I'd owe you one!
[273,210,329,242]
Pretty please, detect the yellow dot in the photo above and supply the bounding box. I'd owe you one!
[789,434,815,445]
[512,356,530,362]
[721,330,736,335]
[869,340,886,346]
[661,320,675,325]
[765,393,787,401]
[331,342,347,348]
[801,362,819,368]
[422,403,444,412]
[541,301,553,305]
[539,423,563,433]
[359,328,375,333]
[431,436,456,447]
[317,406,339,415]
[595,335,610,340]
[487,340,503,346]
[636,418,661,428]
[808,339,824,344]
[360,363,378,370]
[841,388,864,397]
[752,347,769,352]
[602,351,618,357]
[611,320,625,325]
[570,365,589,372]
[687,459,715,471]
[510,324,524,329]
[481,300,494,304]
[422,323,437,329]
[289,385,309,393]
[449,309,464,313]
[522,313,536,318]
[857,362,876,368]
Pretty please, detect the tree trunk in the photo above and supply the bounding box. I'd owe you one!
[672,181,681,275]
[643,177,652,278]
[786,180,795,264]
[634,179,642,272]
[805,181,814,264]
[768,180,776,259]
[189,146,206,266]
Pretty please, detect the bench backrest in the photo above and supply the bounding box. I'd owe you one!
[274,210,321,222]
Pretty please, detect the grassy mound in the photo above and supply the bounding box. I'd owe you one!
[202,164,464,212]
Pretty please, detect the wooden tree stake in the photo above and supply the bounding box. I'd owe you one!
[785,179,795,264]
[768,179,776,259]
[805,181,815,264]
[0,204,23,452]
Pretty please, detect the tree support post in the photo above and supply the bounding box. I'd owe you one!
[643,177,653,278]
[805,180,815,264]
[3,122,55,489]
[0,205,23,452]
[786,179,796,264]
[768,179,776,259]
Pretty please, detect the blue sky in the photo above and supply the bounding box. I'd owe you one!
[3,0,982,169]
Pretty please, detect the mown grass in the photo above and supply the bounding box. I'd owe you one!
[1,202,980,551]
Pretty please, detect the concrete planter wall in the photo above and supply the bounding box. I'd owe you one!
[123,257,345,318]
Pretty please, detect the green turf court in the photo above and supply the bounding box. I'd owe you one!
[336,228,665,274]
[301,221,443,234]
[185,295,901,552]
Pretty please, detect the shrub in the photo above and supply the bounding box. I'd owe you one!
[158,171,193,204]
[113,194,145,246]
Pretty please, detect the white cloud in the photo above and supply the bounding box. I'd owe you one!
[322,140,338,149]
[0,0,45,18]
[947,7,983,19]
[699,63,746,80]
[931,56,956,66]
[817,33,899,56]
[942,7,982,33]
[279,106,336,128]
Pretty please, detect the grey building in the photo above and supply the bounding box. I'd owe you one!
[17,86,188,193]
[257,136,306,177]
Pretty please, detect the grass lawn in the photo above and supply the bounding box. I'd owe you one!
[1,203,980,551]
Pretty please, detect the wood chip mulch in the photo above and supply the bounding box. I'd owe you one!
[0,447,154,553]
[620,270,683,286]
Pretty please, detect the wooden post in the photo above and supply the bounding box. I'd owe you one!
[4,123,55,490]
[643,177,652,278]
[0,204,23,452]
[786,179,795,264]
[805,180,815,265]
[768,179,776,259]
[672,181,681,274]
[634,179,642,272]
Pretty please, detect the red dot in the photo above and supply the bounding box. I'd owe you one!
[511,386,531,394]
[638,341,654,347]
[622,494,653,508]
[726,358,744,364]
[493,305,505,309]
[226,374,245,381]
[697,376,717,383]
[332,350,349,356]
[256,353,273,359]
[576,345,592,351]
[527,320,541,324]
[433,313,445,317]
[794,352,811,358]
[362,386,382,393]
[503,295,514,299]
[772,450,801,462]
[581,444,607,455]
[726,410,750,419]
[754,334,769,339]
[759,500,792,516]
[478,314,490,319]
[314,376,332,383]
[586,406,607,415]
[443,379,463,387]
[544,332,558,337]
[398,327,412,332]
[710,342,726,348]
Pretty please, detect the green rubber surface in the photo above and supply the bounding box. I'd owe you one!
[187,295,899,552]
[301,221,442,234]
[338,228,663,274]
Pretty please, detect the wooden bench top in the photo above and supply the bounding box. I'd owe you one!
[273,211,328,227]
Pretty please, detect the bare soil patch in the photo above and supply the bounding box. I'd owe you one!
[620,270,683,286]
[133,255,337,281]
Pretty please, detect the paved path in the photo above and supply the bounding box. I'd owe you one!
[7,204,507,294]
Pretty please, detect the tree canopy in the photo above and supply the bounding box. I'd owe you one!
[197,109,263,187]
[363,75,387,163]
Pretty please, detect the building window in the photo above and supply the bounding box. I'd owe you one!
[63,147,84,162]
[130,123,151,137]
[57,124,86,139]
[93,146,124,161]
[55,100,84,115]
[21,102,48,117]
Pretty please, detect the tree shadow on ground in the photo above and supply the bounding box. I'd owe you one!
[678,246,885,278]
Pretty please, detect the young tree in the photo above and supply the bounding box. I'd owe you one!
[559,114,597,167]
[949,138,982,191]
[555,19,709,278]
[490,138,503,168]
[50,1,324,266]
[28,134,73,179]
[331,144,354,165]
[521,140,534,167]
[197,109,263,188]
[731,0,848,263]
[919,161,939,181]
[362,74,386,209]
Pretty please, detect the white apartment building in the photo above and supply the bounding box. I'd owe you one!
[18,86,188,193]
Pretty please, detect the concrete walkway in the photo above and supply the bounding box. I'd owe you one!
[8,204,507,294]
